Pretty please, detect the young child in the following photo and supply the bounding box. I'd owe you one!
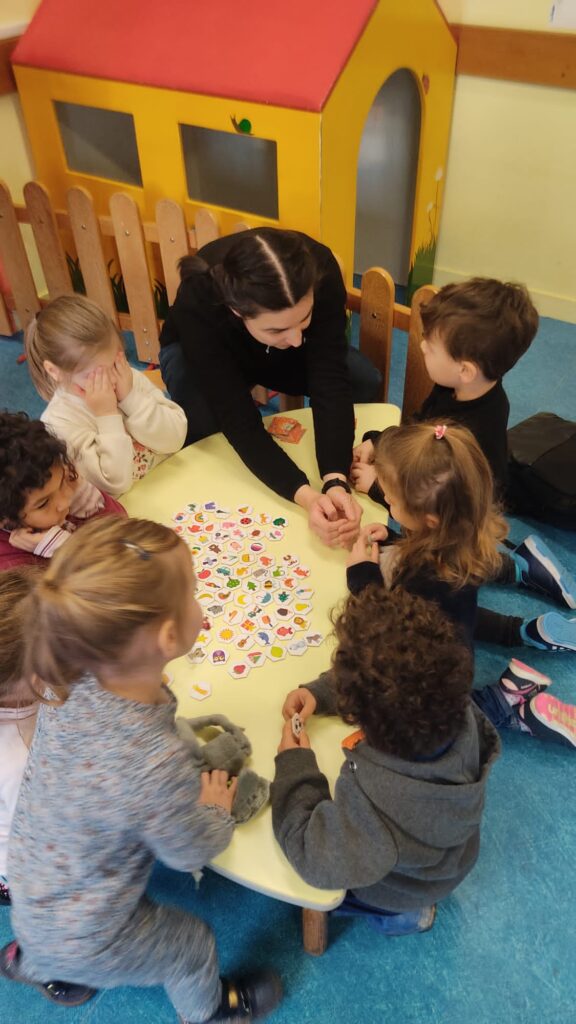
[1,516,282,1022]
[271,587,501,934]
[0,568,40,907]
[26,294,187,496]
[351,278,576,653]
[0,411,125,571]
[349,422,576,748]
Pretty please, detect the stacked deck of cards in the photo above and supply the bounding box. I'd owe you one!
[170,502,324,698]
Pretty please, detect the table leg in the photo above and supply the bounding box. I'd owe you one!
[302,908,328,956]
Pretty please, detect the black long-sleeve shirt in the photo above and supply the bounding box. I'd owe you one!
[365,380,510,506]
[160,231,354,501]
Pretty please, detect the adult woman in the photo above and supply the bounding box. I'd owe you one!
[160,229,381,546]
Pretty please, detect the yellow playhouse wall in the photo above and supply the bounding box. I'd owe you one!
[0,0,45,295]
[435,0,576,322]
[321,0,456,285]
[13,65,322,240]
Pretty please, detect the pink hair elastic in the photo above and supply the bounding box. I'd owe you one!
[434,424,447,440]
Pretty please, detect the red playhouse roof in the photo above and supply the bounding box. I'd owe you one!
[13,0,378,113]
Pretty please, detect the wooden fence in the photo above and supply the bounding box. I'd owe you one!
[0,180,435,413]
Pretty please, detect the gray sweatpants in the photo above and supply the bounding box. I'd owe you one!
[20,897,222,1023]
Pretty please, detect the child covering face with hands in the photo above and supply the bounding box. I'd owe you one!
[26,294,187,496]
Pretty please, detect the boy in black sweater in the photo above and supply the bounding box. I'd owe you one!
[351,278,576,654]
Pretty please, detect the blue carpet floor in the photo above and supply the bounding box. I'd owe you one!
[0,317,575,1024]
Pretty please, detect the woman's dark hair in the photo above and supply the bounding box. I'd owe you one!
[332,586,472,759]
[179,228,318,317]
[0,411,77,527]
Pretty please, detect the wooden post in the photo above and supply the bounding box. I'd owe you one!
[156,199,189,305]
[302,909,328,956]
[68,187,118,324]
[402,284,438,420]
[0,290,14,336]
[195,208,219,250]
[359,267,395,402]
[23,181,72,300]
[109,192,160,362]
[0,180,41,330]
[279,394,304,412]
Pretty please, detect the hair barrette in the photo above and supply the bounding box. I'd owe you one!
[121,540,152,561]
[434,424,447,440]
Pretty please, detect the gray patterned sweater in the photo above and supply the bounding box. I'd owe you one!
[8,676,235,960]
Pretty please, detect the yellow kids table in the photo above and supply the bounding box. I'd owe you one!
[122,403,400,953]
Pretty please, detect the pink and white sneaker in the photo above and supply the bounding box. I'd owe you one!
[499,659,552,705]
[528,693,576,748]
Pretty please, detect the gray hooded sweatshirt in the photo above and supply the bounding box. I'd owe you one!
[271,676,501,911]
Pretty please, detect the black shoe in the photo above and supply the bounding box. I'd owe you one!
[182,971,283,1023]
[0,880,10,906]
[0,941,97,1007]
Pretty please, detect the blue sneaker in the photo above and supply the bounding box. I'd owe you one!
[512,536,576,609]
[333,894,436,935]
[521,613,576,652]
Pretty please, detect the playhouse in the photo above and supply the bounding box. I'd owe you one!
[12,0,456,289]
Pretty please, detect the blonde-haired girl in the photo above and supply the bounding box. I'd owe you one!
[346,422,576,749]
[1,517,282,1021]
[26,295,187,496]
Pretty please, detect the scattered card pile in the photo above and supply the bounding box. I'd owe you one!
[170,501,324,700]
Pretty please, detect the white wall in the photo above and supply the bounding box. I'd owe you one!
[435,0,576,321]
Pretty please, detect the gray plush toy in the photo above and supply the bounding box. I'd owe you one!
[175,713,269,824]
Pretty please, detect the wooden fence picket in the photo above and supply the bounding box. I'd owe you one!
[402,284,437,419]
[23,181,71,300]
[359,267,395,402]
[109,192,159,361]
[156,199,189,305]
[0,179,40,330]
[195,208,219,250]
[67,186,118,324]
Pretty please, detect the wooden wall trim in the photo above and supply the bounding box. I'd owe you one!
[453,24,576,89]
[0,37,18,96]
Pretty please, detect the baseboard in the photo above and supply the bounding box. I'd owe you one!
[432,266,576,325]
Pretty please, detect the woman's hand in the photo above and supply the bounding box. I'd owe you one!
[278,718,312,753]
[198,770,238,815]
[295,484,362,548]
[281,687,317,722]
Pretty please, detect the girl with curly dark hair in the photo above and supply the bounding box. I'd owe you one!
[0,412,125,571]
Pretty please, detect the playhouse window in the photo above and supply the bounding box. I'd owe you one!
[180,124,278,219]
[54,102,143,187]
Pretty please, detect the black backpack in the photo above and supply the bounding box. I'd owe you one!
[507,413,576,530]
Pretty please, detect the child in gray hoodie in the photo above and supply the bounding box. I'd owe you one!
[271,586,501,935]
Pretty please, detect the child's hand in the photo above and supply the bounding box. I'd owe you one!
[198,770,238,816]
[111,351,133,403]
[350,461,377,494]
[9,527,48,552]
[79,367,119,418]
[346,523,385,567]
[278,718,312,753]
[282,687,317,722]
[352,439,374,464]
